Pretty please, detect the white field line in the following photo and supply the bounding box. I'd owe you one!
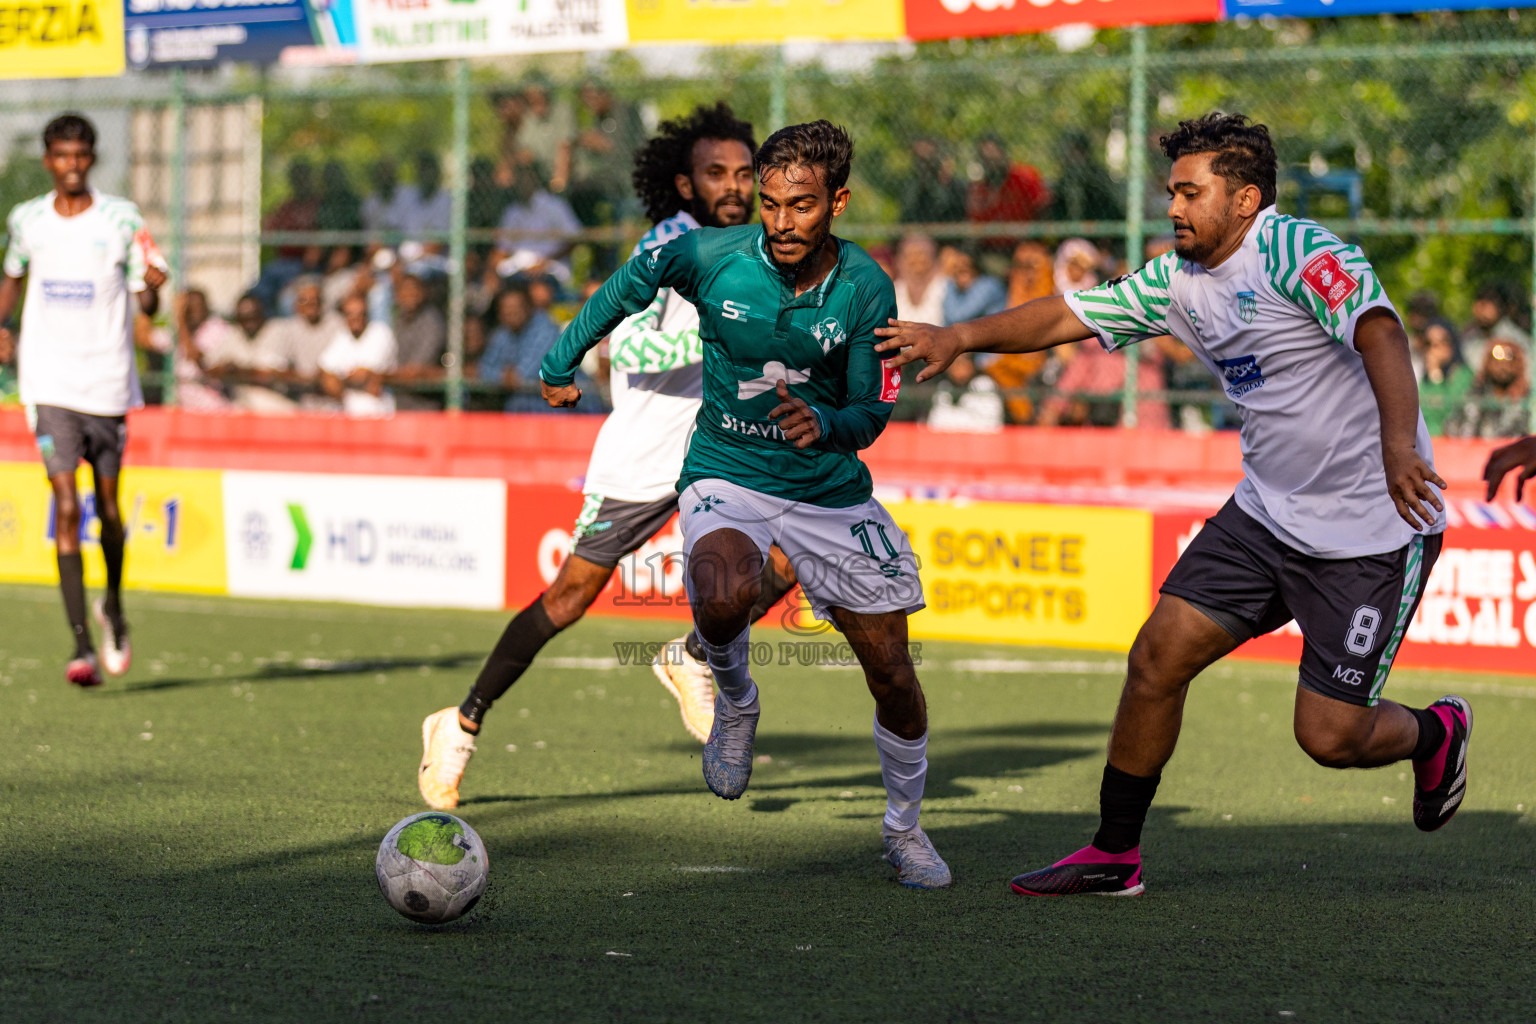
[948,658,1126,674]
[675,865,755,873]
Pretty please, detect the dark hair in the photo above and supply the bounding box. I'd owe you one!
[631,102,757,223]
[43,113,95,152]
[1159,113,1277,209]
[755,120,854,196]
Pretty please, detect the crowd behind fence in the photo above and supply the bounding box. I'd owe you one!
[1,14,1535,435]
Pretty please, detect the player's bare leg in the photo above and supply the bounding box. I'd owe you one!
[1294,688,1472,832]
[50,470,100,688]
[831,607,950,889]
[92,469,131,676]
[660,546,798,741]
[1012,595,1237,897]
[689,527,763,799]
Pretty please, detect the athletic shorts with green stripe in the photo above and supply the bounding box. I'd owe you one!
[1161,498,1441,707]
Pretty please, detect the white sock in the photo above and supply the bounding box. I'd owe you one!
[874,717,927,834]
[701,627,757,708]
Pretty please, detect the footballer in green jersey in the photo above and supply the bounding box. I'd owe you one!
[542,121,951,889]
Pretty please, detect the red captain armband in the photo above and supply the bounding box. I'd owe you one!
[879,358,902,403]
[1300,251,1359,313]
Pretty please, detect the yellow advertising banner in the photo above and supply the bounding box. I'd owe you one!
[626,0,903,44]
[891,499,1153,651]
[0,463,226,593]
[0,2,125,79]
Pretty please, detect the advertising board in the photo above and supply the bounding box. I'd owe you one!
[353,0,627,62]
[0,462,226,592]
[223,471,505,609]
[0,0,125,78]
[626,0,902,44]
[903,0,1219,42]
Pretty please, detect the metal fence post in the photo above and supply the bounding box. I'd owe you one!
[769,44,788,129]
[165,67,189,408]
[446,59,470,413]
[1120,25,1147,429]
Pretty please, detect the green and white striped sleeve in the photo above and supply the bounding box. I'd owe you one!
[1265,217,1394,350]
[112,200,149,293]
[1062,250,1177,351]
[3,201,37,278]
[607,293,703,373]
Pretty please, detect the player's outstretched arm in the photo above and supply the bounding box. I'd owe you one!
[1483,436,1536,502]
[1355,307,1447,529]
[874,295,1093,382]
[539,233,699,406]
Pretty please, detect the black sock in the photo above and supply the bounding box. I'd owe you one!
[99,520,125,626]
[684,630,706,662]
[1092,763,1161,854]
[1409,706,1447,762]
[459,596,563,730]
[56,552,92,656]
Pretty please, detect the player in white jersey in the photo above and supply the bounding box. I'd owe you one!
[418,103,798,810]
[878,113,1472,896]
[0,114,166,688]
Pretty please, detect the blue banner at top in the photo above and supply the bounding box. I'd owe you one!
[125,0,356,68]
[1228,0,1536,15]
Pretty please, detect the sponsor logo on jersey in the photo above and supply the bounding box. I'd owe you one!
[1332,665,1365,687]
[1237,290,1258,324]
[1301,251,1360,312]
[721,299,749,320]
[811,317,846,353]
[41,280,94,306]
[879,358,901,403]
[736,360,811,399]
[1216,354,1266,398]
[691,494,726,515]
[719,413,790,441]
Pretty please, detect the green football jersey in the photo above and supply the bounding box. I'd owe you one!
[542,224,900,508]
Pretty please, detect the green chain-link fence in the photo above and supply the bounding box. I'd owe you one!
[2,12,1534,433]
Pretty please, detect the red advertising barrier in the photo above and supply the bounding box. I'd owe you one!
[903,0,1221,42]
[1152,505,1536,675]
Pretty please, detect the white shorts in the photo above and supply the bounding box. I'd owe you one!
[679,478,925,621]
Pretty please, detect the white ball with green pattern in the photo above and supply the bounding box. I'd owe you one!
[376,812,489,924]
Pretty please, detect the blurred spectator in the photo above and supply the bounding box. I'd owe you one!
[320,292,397,417]
[317,160,361,233]
[1463,282,1531,362]
[1044,132,1124,224]
[497,167,581,283]
[492,88,527,183]
[1405,290,1457,380]
[892,233,948,324]
[897,138,967,224]
[362,159,404,235]
[978,242,1057,424]
[468,156,510,235]
[1450,340,1530,439]
[257,159,322,305]
[203,294,297,414]
[257,277,342,404]
[966,134,1051,248]
[1157,335,1214,433]
[171,289,235,411]
[1040,342,1169,429]
[391,273,447,411]
[322,246,364,312]
[477,284,562,413]
[1419,321,1473,436]
[1054,238,1101,294]
[516,77,574,193]
[941,246,1006,327]
[569,81,645,229]
[397,152,451,241]
[926,353,1004,433]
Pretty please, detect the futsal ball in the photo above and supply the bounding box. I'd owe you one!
[376,812,489,924]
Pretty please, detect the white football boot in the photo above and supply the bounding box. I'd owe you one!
[418,707,477,810]
[93,598,131,677]
[882,827,953,889]
[651,636,716,743]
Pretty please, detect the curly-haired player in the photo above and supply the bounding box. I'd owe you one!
[418,103,798,810]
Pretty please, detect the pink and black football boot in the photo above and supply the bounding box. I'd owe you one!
[1413,696,1472,833]
[1010,844,1145,897]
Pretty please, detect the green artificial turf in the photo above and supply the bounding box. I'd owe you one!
[1,582,1533,1022]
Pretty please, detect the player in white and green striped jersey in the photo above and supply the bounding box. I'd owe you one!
[878,112,1472,897]
[0,114,166,690]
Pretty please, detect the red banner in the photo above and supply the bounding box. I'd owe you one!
[1152,510,1536,676]
[903,0,1221,41]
